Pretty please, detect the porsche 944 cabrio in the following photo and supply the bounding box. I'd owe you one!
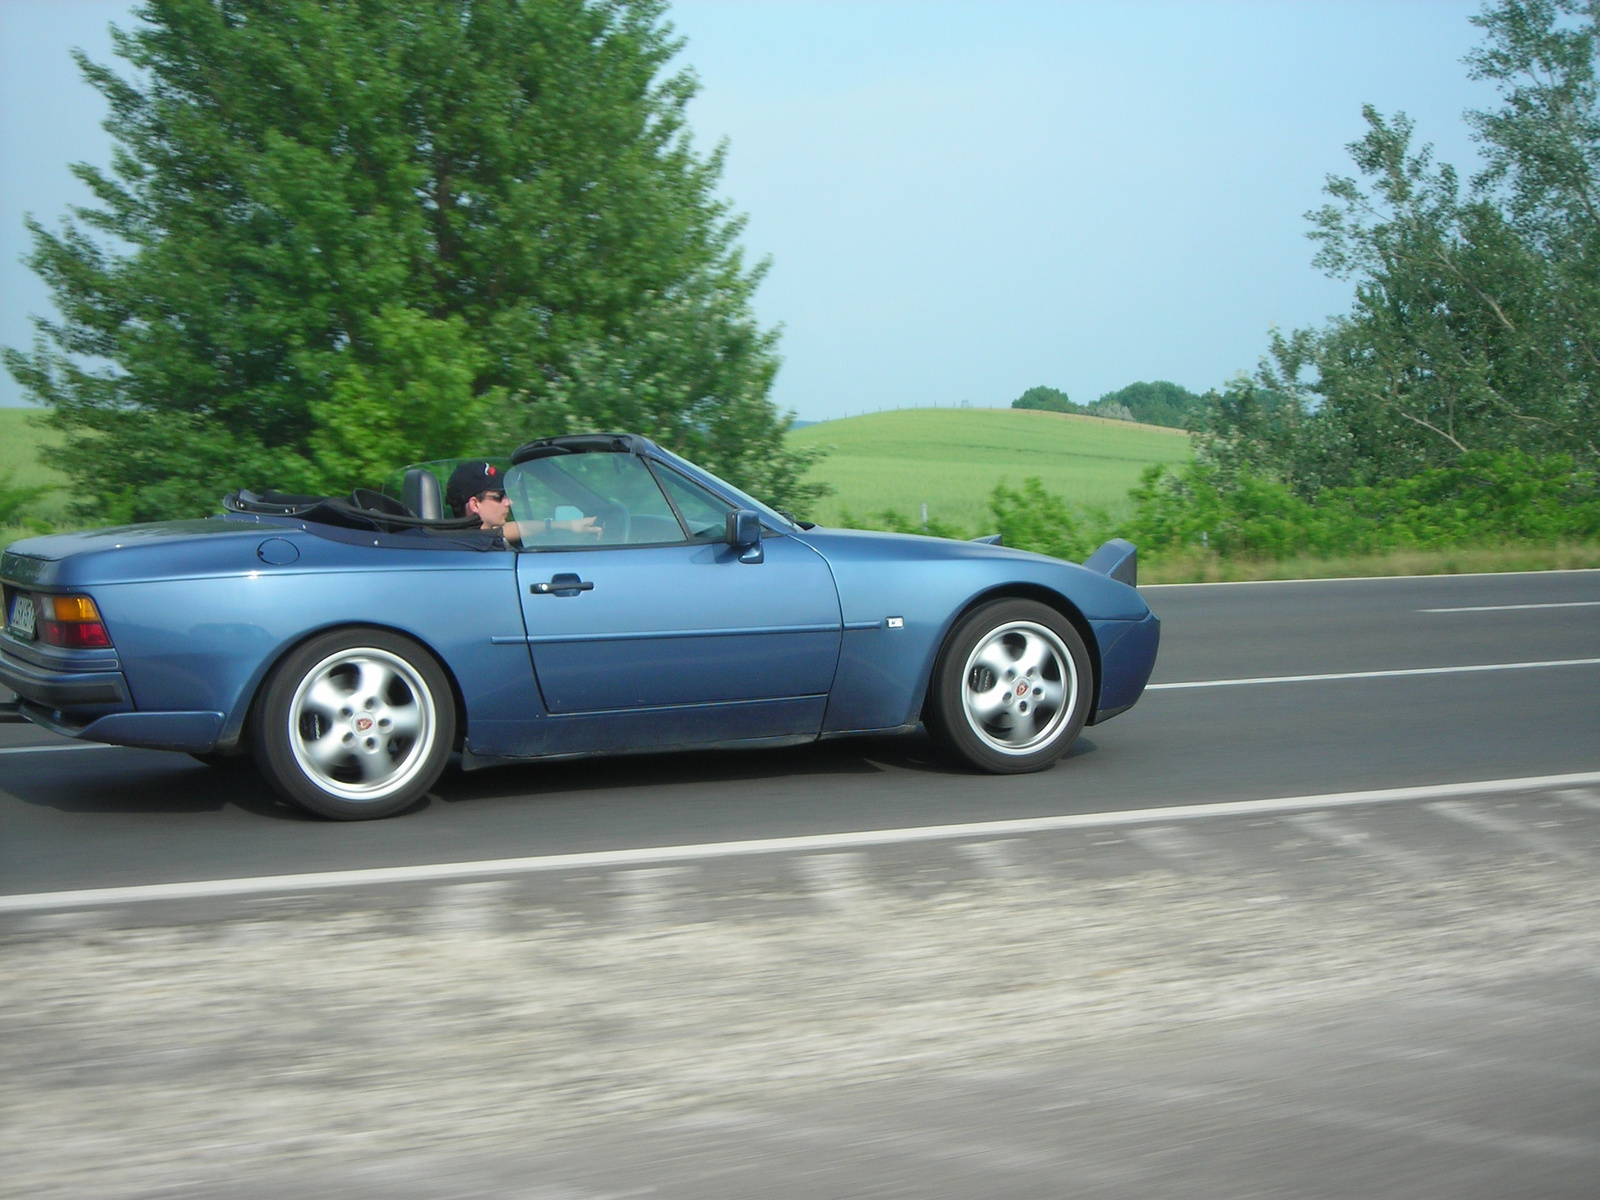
[0,433,1158,819]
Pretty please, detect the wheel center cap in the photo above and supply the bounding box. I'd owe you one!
[1014,681,1028,697]
[353,714,374,734]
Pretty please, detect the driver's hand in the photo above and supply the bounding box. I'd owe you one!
[566,515,603,538]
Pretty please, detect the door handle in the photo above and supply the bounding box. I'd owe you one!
[530,574,594,596]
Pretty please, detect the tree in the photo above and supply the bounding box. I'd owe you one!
[1187,0,1600,501]
[1091,380,1203,429]
[1011,385,1077,413]
[1305,107,1566,475]
[4,0,822,522]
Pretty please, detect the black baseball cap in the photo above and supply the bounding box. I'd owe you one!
[446,460,506,513]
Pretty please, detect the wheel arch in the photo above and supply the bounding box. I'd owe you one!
[919,583,1102,722]
[218,620,469,754]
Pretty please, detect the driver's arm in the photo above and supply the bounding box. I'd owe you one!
[500,516,602,546]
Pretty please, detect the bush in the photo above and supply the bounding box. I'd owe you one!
[0,470,51,531]
[837,452,1599,568]
[840,479,1099,562]
[1126,451,1600,558]
[988,478,1096,560]
[838,507,970,540]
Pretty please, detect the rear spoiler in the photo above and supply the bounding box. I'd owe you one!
[1082,538,1137,588]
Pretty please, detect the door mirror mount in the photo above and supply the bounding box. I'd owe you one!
[726,509,764,562]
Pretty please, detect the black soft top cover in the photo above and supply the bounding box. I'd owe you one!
[223,488,482,534]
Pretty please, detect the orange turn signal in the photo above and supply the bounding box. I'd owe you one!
[44,595,102,623]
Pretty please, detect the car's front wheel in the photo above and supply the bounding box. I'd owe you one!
[925,598,1092,773]
[251,628,454,820]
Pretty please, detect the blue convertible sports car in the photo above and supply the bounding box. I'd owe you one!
[0,434,1159,819]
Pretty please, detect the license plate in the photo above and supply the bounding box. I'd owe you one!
[8,594,36,641]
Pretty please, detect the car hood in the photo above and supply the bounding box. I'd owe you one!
[792,526,1149,621]
[795,525,1069,567]
[796,524,1100,572]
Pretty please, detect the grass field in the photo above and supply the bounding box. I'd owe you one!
[0,407,70,542]
[788,407,1191,531]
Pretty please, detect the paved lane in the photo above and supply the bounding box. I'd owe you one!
[4,569,1599,1199]
[2,570,1598,894]
[1143,568,1600,681]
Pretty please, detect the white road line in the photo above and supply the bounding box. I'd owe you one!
[615,866,695,925]
[1557,787,1600,813]
[0,742,118,756]
[1125,824,1213,863]
[1426,801,1591,865]
[1286,811,1439,878]
[423,881,508,937]
[795,852,870,910]
[956,838,1026,879]
[1146,657,1600,691]
[1420,601,1600,613]
[6,769,1600,914]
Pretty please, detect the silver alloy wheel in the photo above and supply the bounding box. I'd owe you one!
[286,646,438,802]
[959,620,1078,755]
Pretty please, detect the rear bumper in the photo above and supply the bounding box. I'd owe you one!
[0,644,128,708]
[0,641,220,752]
[17,701,224,752]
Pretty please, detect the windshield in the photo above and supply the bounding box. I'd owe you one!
[648,446,798,531]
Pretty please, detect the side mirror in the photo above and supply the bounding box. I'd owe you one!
[725,509,763,548]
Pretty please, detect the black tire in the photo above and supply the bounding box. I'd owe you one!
[250,628,455,820]
[924,598,1092,774]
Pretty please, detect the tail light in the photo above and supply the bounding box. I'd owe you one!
[39,594,113,649]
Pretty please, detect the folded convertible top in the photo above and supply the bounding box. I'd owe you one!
[223,488,483,534]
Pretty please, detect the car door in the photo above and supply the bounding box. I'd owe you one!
[507,450,842,752]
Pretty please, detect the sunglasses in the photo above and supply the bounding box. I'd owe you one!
[477,490,507,503]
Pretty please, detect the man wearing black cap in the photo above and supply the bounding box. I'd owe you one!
[445,460,598,545]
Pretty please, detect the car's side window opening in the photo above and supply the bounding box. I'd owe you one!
[652,464,736,541]
[504,452,688,548]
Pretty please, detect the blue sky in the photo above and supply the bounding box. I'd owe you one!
[2,1,1490,419]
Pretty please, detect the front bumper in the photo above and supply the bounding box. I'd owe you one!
[1088,610,1161,724]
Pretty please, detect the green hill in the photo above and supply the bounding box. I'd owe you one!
[788,407,1192,531]
[3,405,1194,541]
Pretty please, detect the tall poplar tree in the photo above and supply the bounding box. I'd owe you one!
[5,0,820,521]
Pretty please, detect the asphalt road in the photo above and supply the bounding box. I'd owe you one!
[4,569,1600,1199]
[2,568,1598,893]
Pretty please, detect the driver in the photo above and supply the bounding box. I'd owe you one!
[445,461,600,544]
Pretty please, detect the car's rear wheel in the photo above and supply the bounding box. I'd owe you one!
[925,598,1092,774]
[251,628,454,820]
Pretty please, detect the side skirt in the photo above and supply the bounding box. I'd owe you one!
[458,731,821,772]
